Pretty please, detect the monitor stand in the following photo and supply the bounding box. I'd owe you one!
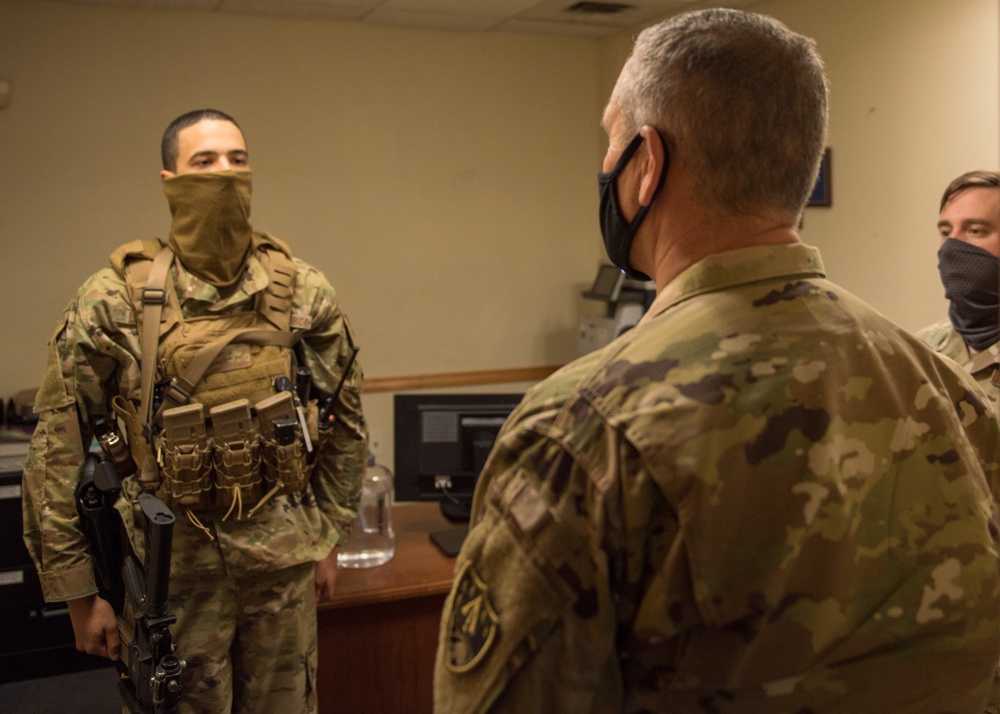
[439,500,471,522]
[430,500,471,557]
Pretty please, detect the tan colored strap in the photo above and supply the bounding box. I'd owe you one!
[158,328,298,414]
[139,248,175,425]
[113,238,170,339]
[256,240,296,331]
[109,238,162,274]
[965,348,1000,375]
[135,235,299,421]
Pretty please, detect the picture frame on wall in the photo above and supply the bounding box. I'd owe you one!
[808,148,832,207]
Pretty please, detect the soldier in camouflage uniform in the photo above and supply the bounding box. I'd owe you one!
[917,172,1000,712]
[435,10,1000,714]
[22,110,367,713]
[916,171,1000,403]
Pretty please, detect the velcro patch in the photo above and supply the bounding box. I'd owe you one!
[290,311,312,330]
[205,343,253,375]
[446,560,499,673]
[110,304,136,327]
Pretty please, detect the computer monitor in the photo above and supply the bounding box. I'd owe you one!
[394,393,523,524]
[582,263,625,303]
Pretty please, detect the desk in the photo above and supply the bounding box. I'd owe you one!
[317,502,460,714]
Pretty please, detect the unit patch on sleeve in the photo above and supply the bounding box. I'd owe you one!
[290,310,312,330]
[446,560,500,673]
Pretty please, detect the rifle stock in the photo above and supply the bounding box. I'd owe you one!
[76,454,184,713]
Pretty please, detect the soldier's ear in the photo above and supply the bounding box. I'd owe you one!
[637,124,667,207]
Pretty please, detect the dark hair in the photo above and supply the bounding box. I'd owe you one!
[939,170,1000,212]
[161,109,243,171]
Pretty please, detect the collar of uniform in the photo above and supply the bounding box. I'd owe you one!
[964,340,1000,374]
[926,321,973,365]
[639,242,826,326]
[172,251,269,311]
[926,321,1000,375]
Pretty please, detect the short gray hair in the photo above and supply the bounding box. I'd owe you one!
[615,9,828,216]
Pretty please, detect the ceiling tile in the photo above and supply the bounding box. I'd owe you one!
[513,0,701,30]
[495,17,620,38]
[218,0,379,22]
[54,0,776,35]
[376,0,540,16]
[62,0,220,10]
[363,7,503,31]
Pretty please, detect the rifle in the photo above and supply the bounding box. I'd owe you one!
[76,450,185,714]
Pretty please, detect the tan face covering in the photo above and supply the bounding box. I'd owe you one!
[163,170,253,288]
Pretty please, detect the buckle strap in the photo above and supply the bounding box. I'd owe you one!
[161,379,194,408]
[152,329,299,422]
[141,286,166,305]
[140,248,175,425]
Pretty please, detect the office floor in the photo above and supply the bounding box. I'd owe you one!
[0,666,120,714]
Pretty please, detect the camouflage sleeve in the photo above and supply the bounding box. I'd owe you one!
[953,366,1000,500]
[22,271,140,602]
[292,261,367,542]
[21,343,96,602]
[434,423,626,713]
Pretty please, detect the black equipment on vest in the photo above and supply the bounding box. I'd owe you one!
[318,346,360,432]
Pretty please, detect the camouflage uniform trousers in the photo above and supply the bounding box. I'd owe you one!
[167,561,318,714]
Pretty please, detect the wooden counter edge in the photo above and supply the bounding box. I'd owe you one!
[318,502,458,611]
[319,576,453,610]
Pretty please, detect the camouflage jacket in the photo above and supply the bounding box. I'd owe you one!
[916,318,1000,404]
[435,243,1000,714]
[22,239,367,602]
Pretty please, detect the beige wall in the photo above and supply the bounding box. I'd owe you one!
[0,0,605,399]
[599,0,1000,334]
[754,0,1000,331]
[1,0,999,467]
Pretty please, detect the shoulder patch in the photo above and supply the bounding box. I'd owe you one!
[290,310,312,330]
[446,560,500,673]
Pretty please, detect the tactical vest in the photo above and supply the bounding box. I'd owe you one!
[108,234,319,528]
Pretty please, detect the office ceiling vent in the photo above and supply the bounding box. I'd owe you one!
[565,2,635,15]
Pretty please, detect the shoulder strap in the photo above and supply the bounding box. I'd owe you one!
[254,233,296,331]
[140,248,175,425]
[109,238,163,275]
[965,347,1000,376]
[157,328,299,418]
[125,235,298,421]
[112,235,182,351]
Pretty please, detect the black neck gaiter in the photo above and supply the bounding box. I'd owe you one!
[938,238,1000,351]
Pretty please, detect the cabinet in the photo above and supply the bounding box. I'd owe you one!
[0,443,107,684]
[316,502,459,714]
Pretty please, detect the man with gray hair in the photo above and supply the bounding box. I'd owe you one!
[434,9,1000,713]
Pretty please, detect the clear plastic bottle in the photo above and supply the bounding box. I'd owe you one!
[337,454,396,568]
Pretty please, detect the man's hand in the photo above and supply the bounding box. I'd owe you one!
[315,548,340,603]
[66,594,120,660]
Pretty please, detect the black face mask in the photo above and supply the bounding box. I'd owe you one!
[598,131,668,281]
[938,238,1000,351]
